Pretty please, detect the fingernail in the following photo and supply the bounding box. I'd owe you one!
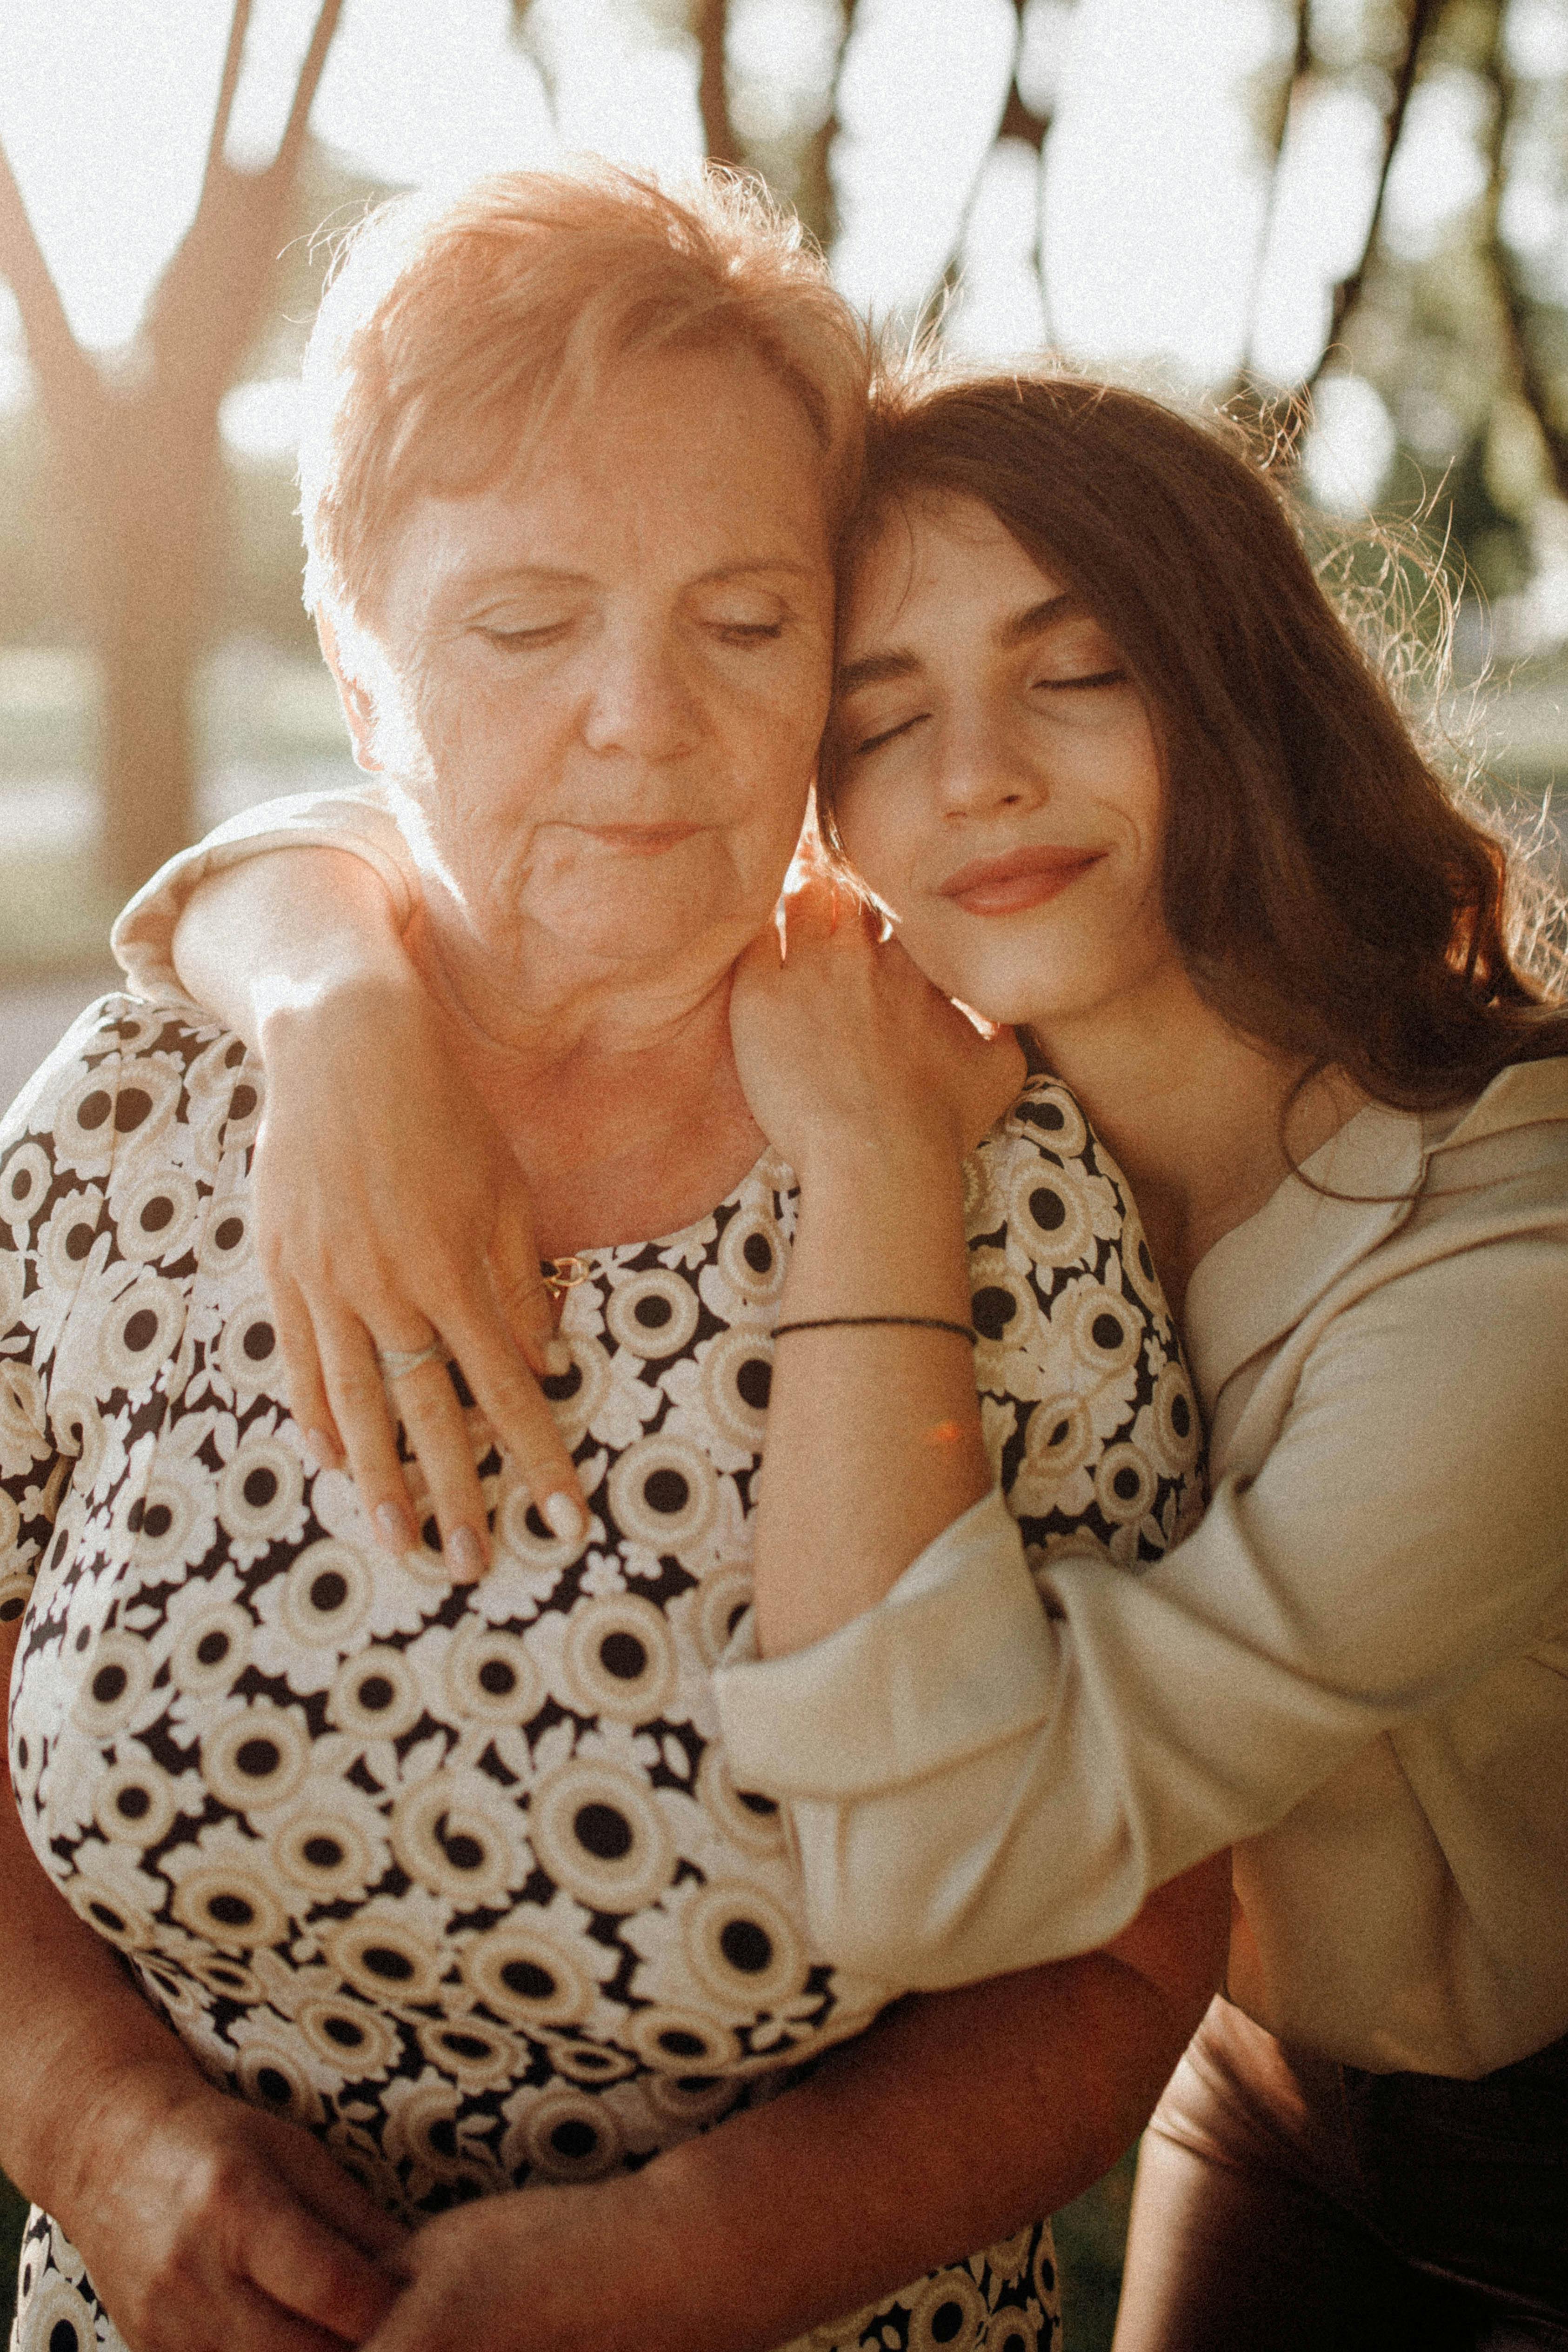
[448,1526,485,1582]
[544,1338,574,1378]
[374,1502,411,1553]
[305,1430,337,1473]
[543,1490,586,1543]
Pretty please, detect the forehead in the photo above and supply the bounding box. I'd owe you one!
[843,493,1067,649]
[383,345,835,621]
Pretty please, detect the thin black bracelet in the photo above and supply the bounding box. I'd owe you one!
[772,1314,979,1343]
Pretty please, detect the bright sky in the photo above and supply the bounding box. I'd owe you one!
[0,0,1552,514]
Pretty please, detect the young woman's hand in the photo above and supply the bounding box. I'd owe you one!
[56,2059,406,2352]
[254,963,585,1579]
[358,2176,682,2352]
[729,873,1026,1182]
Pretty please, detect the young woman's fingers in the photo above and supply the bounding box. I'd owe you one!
[311,1307,419,1552]
[380,1353,490,1581]
[269,1275,342,1470]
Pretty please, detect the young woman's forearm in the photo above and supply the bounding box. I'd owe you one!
[751,1140,992,1656]
[170,846,408,1049]
[638,1854,1230,2350]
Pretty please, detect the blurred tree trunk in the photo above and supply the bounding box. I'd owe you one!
[1000,0,1058,344]
[1306,0,1438,386]
[0,0,344,901]
[1480,8,1568,498]
[794,2,859,252]
[693,0,741,169]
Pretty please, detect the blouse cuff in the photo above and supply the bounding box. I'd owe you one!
[712,1488,1057,1801]
[111,790,418,1005]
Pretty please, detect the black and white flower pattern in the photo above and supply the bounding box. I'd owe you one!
[2,996,1201,2352]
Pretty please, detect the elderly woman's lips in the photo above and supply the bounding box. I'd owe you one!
[577,824,703,855]
[939,847,1104,915]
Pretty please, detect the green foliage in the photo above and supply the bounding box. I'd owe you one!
[1053,2148,1139,2352]
[0,2171,27,2317]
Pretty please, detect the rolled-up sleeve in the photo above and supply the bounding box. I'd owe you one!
[111,788,419,1003]
[714,1227,1568,1988]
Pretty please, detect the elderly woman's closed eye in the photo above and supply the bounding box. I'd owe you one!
[1,166,1222,2352]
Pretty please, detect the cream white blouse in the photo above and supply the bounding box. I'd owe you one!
[716,1063,1568,2081]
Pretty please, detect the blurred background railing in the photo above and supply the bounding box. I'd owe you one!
[1,1,1567,2339]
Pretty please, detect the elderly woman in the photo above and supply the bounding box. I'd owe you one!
[0,168,1222,2352]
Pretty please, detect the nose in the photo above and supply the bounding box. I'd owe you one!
[580,619,701,763]
[936,702,1044,818]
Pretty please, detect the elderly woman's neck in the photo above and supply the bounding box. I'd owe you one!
[406,904,767,1257]
[408,898,753,1066]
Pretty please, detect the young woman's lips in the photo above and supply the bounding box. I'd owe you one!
[939,846,1104,915]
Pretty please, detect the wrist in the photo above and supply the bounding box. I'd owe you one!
[794,1116,965,1196]
[20,2038,204,2218]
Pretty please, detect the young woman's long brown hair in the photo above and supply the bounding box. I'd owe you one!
[821,371,1568,1111]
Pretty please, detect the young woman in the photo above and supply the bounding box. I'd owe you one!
[112,368,1568,2346]
[714,374,1568,2349]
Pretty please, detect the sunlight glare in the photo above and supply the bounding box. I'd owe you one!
[314,0,558,190]
[727,0,844,145]
[1302,374,1397,514]
[1042,0,1282,385]
[0,0,229,350]
[831,0,1017,319]
[1379,68,1492,262]
[219,375,304,464]
[946,139,1049,360]
[1248,79,1385,385]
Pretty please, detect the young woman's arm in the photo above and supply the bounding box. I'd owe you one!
[717,1063,1568,2006]
[730,881,1026,1653]
[112,796,581,1573]
[357,1850,1231,2352]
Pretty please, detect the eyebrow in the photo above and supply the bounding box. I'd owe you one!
[836,590,1083,693]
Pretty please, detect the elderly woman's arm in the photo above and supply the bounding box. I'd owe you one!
[360,1851,1230,2352]
[0,1620,405,2352]
[112,802,582,1573]
[0,1012,407,2351]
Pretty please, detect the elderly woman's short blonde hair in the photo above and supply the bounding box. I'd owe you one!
[299,162,872,632]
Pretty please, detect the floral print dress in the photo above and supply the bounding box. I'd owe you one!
[1,995,1201,2352]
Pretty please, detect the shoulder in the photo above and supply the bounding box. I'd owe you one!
[2,992,262,1229]
[967,1073,1151,1273]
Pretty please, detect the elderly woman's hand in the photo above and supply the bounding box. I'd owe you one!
[253,958,585,1578]
[56,2060,406,2352]
[729,873,1026,1180]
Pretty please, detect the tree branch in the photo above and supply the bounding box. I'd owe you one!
[1239,0,1311,382]
[203,0,254,190]
[1307,0,1439,385]
[0,133,97,425]
[694,0,741,169]
[943,0,1062,349]
[270,0,347,186]
[795,0,859,252]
